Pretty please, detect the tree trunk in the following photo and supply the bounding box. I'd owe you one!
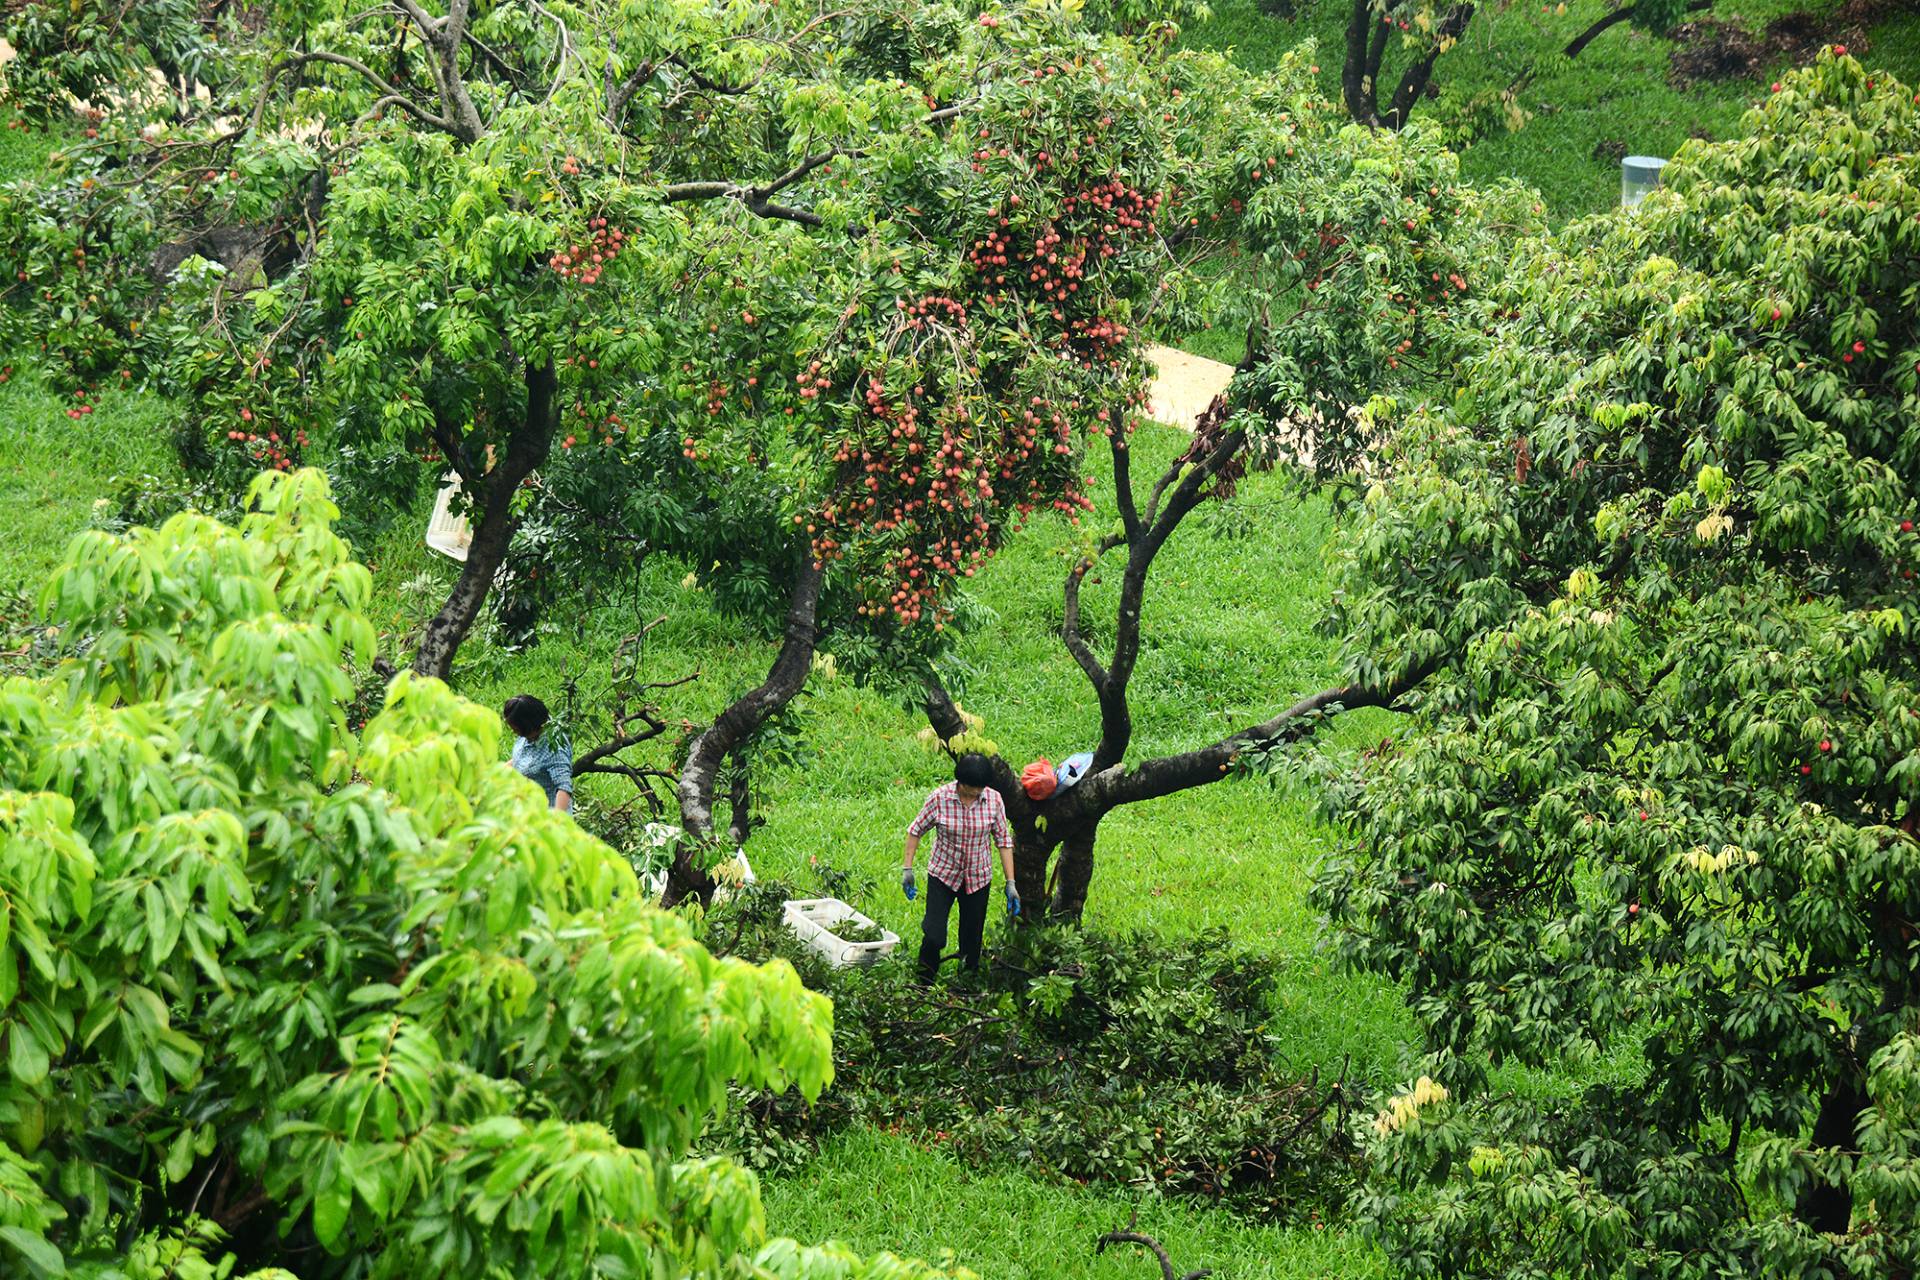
[725,745,754,847]
[1795,1068,1866,1234]
[1049,821,1101,920]
[666,560,824,905]
[1341,0,1477,130]
[412,359,557,680]
[1010,820,1059,914]
[1341,0,1391,127]
[1383,3,1476,129]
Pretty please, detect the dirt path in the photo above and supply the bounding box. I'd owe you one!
[1145,344,1235,431]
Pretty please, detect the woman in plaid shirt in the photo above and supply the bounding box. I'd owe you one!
[901,753,1020,982]
[503,694,573,812]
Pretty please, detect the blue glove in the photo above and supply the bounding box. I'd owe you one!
[1005,887,1021,917]
[902,869,917,900]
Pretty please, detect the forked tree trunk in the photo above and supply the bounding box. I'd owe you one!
[1002,813,1057,911]
[412,359,558,681]
[1340,0,1477,130]
[919,377,1432,921]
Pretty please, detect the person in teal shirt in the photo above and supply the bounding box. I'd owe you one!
[503,694,573,811]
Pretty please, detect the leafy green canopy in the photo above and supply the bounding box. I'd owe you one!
[533,16,1195,638]
[0,0,1221,671]
[1315,50,1920,1277]
[0,469,961,1280]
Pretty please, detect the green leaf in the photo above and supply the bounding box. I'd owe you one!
[7,1026,48,1086]
[311,1173,353,1249]
[0,1226,64,1277]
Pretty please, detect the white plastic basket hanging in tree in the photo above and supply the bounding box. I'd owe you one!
[710,848,755,906]
[634,828,752,904]
[640,852,751,903]
[782,897,900,968]
[425,472,473,562]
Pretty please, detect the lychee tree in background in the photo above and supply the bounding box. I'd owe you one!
[0,468,969,1279]
[1312,50,1920,1276]
[0,0,1221,698]
[1331,0,1715,134]
[0,0,218,122]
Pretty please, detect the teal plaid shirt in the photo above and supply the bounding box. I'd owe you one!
[509,733,573,807]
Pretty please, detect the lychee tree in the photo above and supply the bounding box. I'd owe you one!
[522,11,1205,899]
[0,468,970,1279]
[0,0,219,122]
[1312,51,1920,1276]
[0,0,1064,680]
[910,51,1542,920]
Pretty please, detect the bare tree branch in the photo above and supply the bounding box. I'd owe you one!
[660,148,856,227]
[925,98,976,124]
[1060,539,1123,695]
[606,57,659,122]
[1082,661,1434,812]
[459,25,522,85]
[1095,1211,1212,1280]
[1563,0,1709,57]
[358,92,456,132]
[255,51,450,134]
[760,148,853,197]
[526,0,582,103]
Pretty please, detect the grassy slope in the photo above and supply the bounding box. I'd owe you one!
[0,369,179,592]
[760,1128,1385,1280]
[1185,0,1920,218]
[0,125,183,595]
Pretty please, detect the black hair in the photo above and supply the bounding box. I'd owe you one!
[502,694,549,740]
[953,753,992,788]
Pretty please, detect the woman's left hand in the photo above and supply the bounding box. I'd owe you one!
[1005,887,1021,917]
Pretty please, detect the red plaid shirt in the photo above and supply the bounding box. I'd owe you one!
[908,782,1011,894]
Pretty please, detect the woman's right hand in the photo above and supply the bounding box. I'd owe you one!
[901,868,917,900]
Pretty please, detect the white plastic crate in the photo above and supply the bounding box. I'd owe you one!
[782,897,899,969]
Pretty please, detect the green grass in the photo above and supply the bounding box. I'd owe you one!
[760,1127,1387,1279]
[1183,0,1920,218]
[0,366,181,592]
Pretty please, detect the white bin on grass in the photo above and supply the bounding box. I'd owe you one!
[782,897,899,968]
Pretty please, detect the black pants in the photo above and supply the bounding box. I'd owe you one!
[918,874,989,980]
